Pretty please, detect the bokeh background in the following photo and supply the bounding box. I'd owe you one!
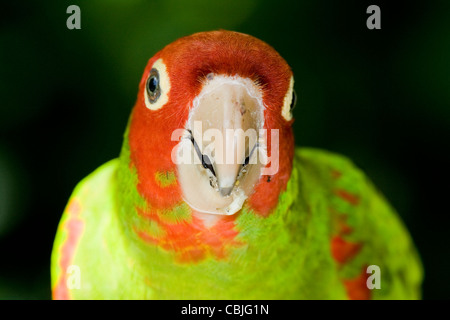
[0,0,449,299]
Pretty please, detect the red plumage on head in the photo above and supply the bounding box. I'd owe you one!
[128,30,294,216]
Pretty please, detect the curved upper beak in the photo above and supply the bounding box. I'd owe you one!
[189,80,261,197]
[176,75,265,215]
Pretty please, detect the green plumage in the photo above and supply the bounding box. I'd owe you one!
[51,147,422,299]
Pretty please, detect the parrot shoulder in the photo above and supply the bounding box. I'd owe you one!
[294,147,423,299]
[51,159,120,299]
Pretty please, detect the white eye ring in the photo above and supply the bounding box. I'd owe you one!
[281,76,295,121]
[144,58,171,111]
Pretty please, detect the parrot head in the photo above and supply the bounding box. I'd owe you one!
[125,30,295,227]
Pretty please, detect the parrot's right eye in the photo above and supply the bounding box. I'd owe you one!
[144,58,170,111]
[290,90,297,111]
[146,68,161,103]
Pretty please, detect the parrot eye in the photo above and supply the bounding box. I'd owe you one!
[146,68,161,103]
[143,58,170,111]
[290,90,297,111]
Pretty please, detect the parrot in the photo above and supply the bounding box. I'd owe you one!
[51,30,423,299]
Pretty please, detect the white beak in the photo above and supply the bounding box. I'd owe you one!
[177,75,265,215]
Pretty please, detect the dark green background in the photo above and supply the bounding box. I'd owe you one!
[0,0,448,299]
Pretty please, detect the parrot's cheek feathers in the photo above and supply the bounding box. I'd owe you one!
[176,75,268,215]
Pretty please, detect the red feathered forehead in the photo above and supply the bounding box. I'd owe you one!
[139,30,293,118]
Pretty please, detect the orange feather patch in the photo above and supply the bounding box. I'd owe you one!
[135,207,243,263]
[334,189,360,206]
[343,266,371,300]
[330,236,362,265]
[53,199,84,300]
[328,169,370,299]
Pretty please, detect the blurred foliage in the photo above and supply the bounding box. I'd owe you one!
[0,0,448,299]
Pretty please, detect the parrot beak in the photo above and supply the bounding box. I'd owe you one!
[177,75,265,215]
[193,81,257,196]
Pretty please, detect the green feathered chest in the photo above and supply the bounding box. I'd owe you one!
[51,148,422,299]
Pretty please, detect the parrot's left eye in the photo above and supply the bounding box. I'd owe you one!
[146,68,161,103]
